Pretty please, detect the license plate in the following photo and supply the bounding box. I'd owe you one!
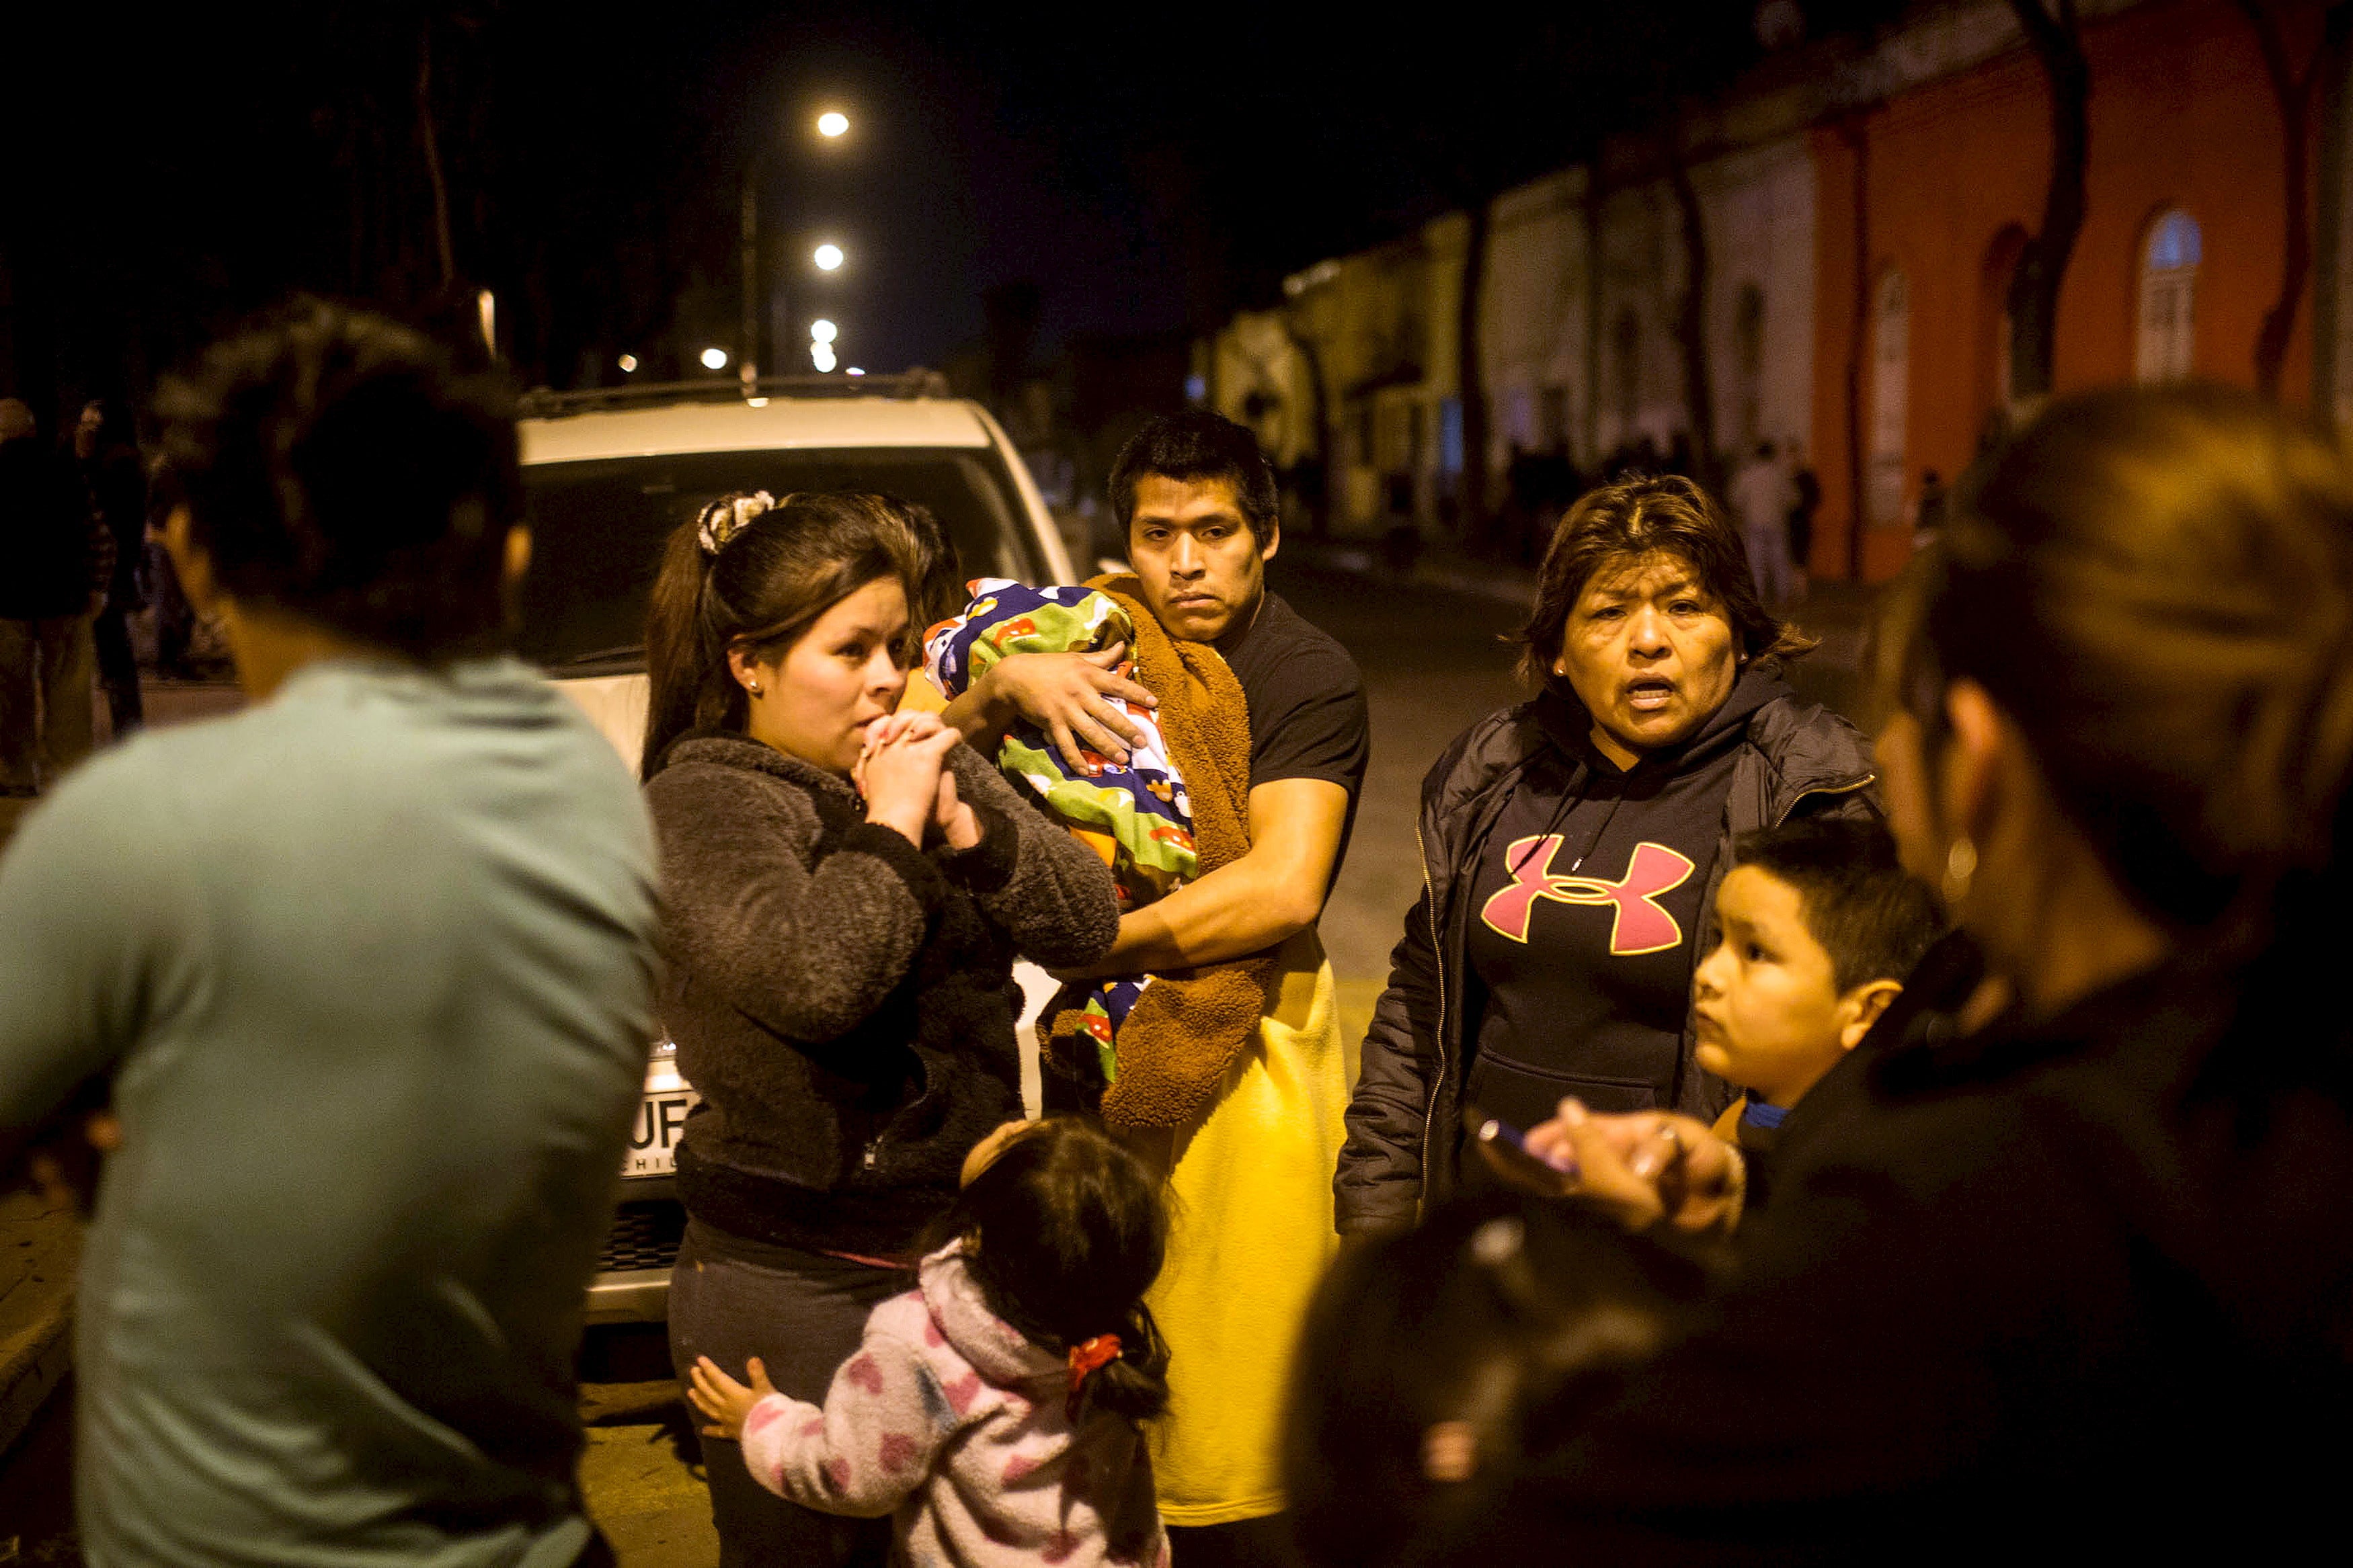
[624,1087,700,1178]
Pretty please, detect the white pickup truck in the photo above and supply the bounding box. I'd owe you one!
[517,374,1072,1323]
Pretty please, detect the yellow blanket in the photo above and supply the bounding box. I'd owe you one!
[1123,925,1355,1525]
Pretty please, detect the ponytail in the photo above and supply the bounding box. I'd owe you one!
[639,490,919,781]
[1074,1301,1171,1425]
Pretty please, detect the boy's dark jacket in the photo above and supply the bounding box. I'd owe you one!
[1334,669,1876,1235]
[646,731,1119,1256]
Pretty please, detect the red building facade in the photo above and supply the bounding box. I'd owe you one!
[1809,0,2333,579]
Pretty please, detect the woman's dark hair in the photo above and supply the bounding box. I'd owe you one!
[150,297,520,663]
[1515,472,1816,690]
[921,1118,1171,1426]
[1108,409,1280,546]
[1283,1193,1710,1568]
[640,490,919,780]
[1905,383,2353,931]
[898,498,969,632]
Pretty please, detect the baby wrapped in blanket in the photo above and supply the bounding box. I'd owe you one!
[924,580,1193,1085]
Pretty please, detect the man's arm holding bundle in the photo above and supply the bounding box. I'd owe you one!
[1053,778,1348,978]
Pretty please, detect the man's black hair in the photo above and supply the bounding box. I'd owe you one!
[1730,817,1943,995]
[152,296,520,663]
[1107,409,1280,545]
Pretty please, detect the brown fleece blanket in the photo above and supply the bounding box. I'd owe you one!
[1049,575,1277,1131]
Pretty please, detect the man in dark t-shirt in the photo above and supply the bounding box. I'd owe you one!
[946,410,1366,1559]
[945,409,1368,973]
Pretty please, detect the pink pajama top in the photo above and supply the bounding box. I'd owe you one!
[735,1241,1170,1567]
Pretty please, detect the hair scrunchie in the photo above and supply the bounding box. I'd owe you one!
[1065,1333,1121,1420]
[696,490,777,557]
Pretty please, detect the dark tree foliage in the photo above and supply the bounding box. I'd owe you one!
[2233,0,2353,401]
[2004,0,2090,404]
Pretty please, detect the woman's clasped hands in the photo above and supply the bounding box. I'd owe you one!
[854,712,983,852]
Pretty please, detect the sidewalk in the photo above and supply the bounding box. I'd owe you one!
[0,673,240,1460]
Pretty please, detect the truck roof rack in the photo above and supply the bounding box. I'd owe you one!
[516,369,953,419]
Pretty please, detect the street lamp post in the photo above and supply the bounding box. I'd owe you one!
[740,108,850,391]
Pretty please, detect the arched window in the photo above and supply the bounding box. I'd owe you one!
[2137,210,2200,384]
[1868,268,1909,526]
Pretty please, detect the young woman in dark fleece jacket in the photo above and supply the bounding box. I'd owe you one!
[639,491,1119,1568]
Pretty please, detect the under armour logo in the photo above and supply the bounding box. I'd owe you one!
[1480,837,1696,954]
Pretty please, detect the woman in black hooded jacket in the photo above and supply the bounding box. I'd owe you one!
[1334,475,1874,1237]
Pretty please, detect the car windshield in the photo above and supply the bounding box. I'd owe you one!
[516,446,1041,670]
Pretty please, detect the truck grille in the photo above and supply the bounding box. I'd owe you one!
[599,1199,686,1274]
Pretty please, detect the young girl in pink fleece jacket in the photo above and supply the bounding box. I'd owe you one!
[690,1117,1172,1567]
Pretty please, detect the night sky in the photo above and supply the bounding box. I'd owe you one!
[2,2,1905,397]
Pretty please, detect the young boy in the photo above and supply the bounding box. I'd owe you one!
[1691,817,1942,1200]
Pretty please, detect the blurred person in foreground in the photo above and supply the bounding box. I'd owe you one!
[0,397,104,796]
[1284,1193,1710,1568]
[1336,474,1874,1241]
[76,396,149,735]
[1430,384,2353,1559]
[0,300,662,1567]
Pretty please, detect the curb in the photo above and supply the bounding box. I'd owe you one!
[0,1192,79,1460]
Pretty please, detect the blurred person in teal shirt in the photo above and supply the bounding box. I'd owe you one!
[0,300,660,1568]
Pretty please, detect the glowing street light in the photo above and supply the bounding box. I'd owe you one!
[743,104,854,387]
[811,342,838,373]
[617,354,639,373]
[700,346,730,370]
[809,318,839,345]
[813,243,844,272]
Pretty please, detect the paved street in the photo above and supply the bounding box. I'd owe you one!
[0,566,1874,1565]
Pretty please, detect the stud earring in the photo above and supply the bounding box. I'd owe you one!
[1942,836,1977,907]
[747,680,764,698]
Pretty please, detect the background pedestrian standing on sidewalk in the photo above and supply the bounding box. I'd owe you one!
[74,397,147,737]
[0,398,101,798]
[1730,441,1798,610]
[1786,445,1820,600]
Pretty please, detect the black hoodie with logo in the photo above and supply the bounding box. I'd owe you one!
[1461,675,1781,1134]
[1337,665,1880,1233]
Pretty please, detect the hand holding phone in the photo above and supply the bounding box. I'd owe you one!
[1462,1104,1579,1194]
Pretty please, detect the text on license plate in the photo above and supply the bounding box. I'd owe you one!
[625,1089,700,1178]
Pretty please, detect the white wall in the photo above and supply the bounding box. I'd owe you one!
[1552,130,1816,471]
